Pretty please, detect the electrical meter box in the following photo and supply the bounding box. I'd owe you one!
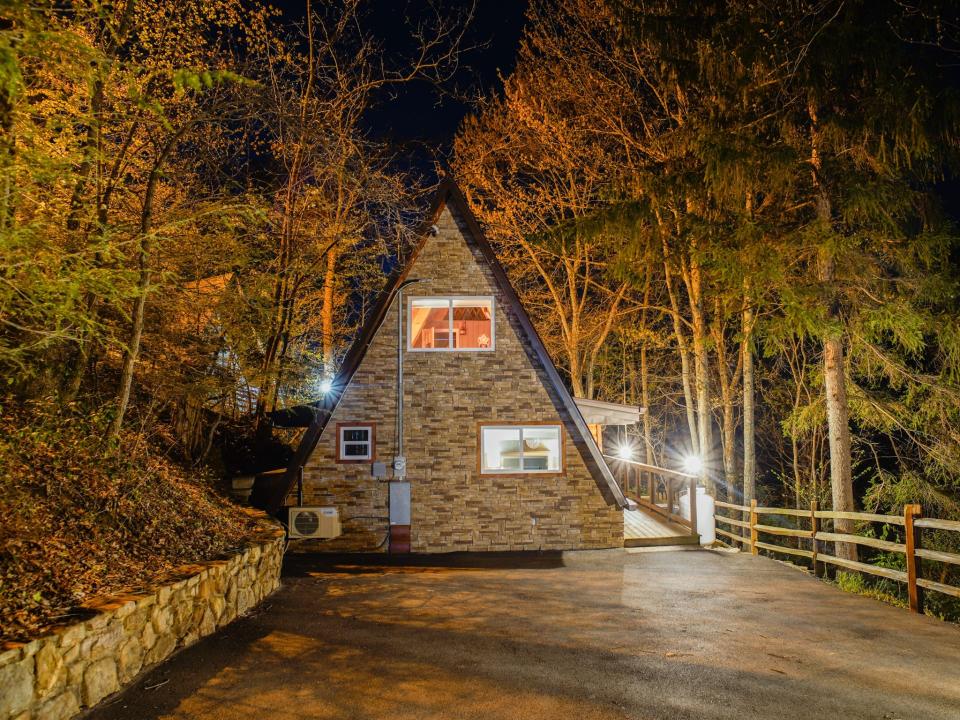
[389,482,410,525]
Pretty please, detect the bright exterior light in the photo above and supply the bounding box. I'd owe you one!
[683,455,703,475]
[318,378,333,394]
[617,444,634,460]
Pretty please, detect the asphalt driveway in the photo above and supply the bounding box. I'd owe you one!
[88,548,960,720]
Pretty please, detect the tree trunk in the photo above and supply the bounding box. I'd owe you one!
[712,298,741,503]
[108,130,181,441]
[321,245,338,376]
[62,14,141,402]
[686,249,712,492]
[742,282,756,507]
[564,238,588,398]
[822,330,857,560]
[810,100,857,561]
[568,348,585,398]
[108,213,153,440]
[720,390,736,503]
[255,0,315,434]
[663,257,698,454]
[0,63,15,232]
[641,344,654,466]
[792,435,801,504]
[65,0,136,232]
[638,275,655,493]
[584,281,629,402]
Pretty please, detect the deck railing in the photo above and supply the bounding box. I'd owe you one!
[714,500,960,613]
[607,456,698,537]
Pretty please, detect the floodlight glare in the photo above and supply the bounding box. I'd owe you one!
[318,378,333,394]
[617,444,634,460]
[683,455,703,474]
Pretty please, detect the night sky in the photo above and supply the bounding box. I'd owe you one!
[264,2,960,218]
[272,0,529,178]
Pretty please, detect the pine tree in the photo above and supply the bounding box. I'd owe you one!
[614,0,960,559]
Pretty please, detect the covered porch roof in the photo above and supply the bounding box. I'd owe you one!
[574,397,643,426]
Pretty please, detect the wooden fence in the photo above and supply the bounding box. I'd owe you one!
[714,500,960,614]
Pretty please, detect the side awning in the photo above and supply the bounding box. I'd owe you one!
[573,397,643,426]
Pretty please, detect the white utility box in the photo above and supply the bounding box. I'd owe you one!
[288,507,341,539]
[389,482,411,525]
[679,487,716,545]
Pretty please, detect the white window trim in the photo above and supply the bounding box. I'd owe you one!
[479,424,564,475]
[407,295,496,352]
[339,425,373,461]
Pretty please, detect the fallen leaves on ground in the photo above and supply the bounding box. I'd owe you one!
[0,398,271,643]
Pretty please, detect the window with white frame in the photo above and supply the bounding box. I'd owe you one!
[408,296,494,351]
[338,424,374,462]
[480,425,563,474]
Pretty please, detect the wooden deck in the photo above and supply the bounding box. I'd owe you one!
[624,507,699,547]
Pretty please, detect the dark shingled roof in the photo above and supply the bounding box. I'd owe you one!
[264,178,627,513]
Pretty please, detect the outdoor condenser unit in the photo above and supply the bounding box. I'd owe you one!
[288,507,341,539]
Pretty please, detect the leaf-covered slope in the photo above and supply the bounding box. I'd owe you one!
[0,400,271,643]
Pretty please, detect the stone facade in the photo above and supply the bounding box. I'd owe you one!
[295,202,624,553]
[0,521,284,720]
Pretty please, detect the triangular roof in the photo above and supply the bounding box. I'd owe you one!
[266,178,626,513]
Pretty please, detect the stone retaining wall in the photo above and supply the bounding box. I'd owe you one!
[0,522,285,720]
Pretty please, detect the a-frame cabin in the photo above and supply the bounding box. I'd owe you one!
[269,179,627,553]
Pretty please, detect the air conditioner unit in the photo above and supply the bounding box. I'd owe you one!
[288,507,341,539]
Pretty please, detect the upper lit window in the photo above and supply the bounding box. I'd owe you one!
[408,297,494,351]
[338,424,374,462]
[480,425,563,474]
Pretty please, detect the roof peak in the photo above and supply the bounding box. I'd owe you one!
[264,179,626,513]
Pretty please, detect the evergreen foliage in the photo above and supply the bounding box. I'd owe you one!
[456,0,960,610]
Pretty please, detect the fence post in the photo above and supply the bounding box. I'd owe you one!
[810,500,820,577]
[904,503,924,614]
[749,498,758,556]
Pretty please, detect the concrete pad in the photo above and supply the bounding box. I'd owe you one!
[87,549,960,720]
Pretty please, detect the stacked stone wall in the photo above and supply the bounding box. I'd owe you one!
[0,521,284,720]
